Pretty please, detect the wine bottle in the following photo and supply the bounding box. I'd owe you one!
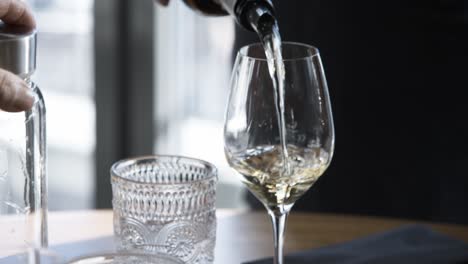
[182,0,275,31]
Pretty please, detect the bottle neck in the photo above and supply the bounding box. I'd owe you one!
[237,0,275,32]
[182,0,275,31]
[212,0,275,31]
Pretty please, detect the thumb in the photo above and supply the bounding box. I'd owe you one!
[0,69,35,112]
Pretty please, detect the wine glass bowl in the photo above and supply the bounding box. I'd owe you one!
[224,42,334,263]
[225,42,334,208]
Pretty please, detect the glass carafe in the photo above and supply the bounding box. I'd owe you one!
[0,22,47,258]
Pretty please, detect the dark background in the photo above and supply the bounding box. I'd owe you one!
[235,0,468,224]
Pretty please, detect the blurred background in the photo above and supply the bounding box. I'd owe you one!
[28,0,247,211]
[26,0,467,224]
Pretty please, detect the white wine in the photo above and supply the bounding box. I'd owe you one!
[249,10,291,176]
[227,145,331,207]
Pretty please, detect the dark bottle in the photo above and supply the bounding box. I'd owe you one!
[182,0,276,31]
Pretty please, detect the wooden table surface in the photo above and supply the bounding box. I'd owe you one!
[48,210,468,264]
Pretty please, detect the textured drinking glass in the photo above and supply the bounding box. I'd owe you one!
[224,42,335,264]
[68,253,184,264]
[111,156,217,264]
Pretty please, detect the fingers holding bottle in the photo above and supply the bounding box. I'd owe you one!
[155,0,170,7]
[0,0,37,112]
[0,68,35,112]
[0,0,36,29]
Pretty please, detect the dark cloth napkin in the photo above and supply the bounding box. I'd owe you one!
[245,225,468,264]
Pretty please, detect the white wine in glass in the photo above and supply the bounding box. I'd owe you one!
[224,42,334,264]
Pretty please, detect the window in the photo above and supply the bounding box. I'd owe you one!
[28,0,95,210]
[154,2,247,208]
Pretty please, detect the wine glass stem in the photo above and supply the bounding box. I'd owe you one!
[268,206,291,264]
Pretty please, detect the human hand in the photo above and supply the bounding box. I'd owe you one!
[155,0,170,7]
[0,0,36,112]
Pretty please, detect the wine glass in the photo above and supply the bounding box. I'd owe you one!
[224,42,334,264]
